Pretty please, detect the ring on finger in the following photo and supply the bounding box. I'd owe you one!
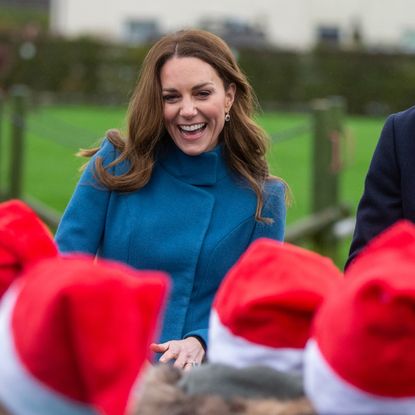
[186,361,200,368]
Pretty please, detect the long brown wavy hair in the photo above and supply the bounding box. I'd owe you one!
[81,29,287,221]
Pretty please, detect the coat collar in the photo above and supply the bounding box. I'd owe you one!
[157,139,229,186]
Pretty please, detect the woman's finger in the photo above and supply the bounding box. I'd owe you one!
[158,346,180,364]
[173,349,192,369]
[182,362,194,372]
[149,342,169,353]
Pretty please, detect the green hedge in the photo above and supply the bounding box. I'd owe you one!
[1,34,415,114]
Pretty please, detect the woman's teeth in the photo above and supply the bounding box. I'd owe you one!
[180,123,205,132]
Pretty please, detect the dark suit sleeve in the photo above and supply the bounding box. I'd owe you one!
[345,114,402,269]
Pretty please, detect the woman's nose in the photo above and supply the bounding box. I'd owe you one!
[179,98,197,118]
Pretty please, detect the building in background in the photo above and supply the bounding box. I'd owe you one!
[0,0,49,9]
[49,0,415,52]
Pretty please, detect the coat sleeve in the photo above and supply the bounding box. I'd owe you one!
[55,139,117,255]
[345,114,402,269]
[250,179,286,242]
[184,330,208,350]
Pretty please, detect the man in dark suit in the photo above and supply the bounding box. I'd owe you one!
[346,105,415,269]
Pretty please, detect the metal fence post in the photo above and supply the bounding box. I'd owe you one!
[310,98,342,259]
[9,85,28,199]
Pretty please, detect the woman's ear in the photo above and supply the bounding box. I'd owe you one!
[225,83,236,111]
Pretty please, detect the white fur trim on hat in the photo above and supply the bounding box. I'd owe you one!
[304,339,415,415]
[0,284,97,415]
[208,310,303,374]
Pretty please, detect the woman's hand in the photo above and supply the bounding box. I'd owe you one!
[150,337,205,371]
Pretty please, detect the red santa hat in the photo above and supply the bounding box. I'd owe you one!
[0,255,169,415]
[0,199,57,296]
[305,220,415,414]
[208,238,341,373]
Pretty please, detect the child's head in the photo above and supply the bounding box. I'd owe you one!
[0,199,57,296]
[209,238,341,373]
[305,220,415,414]
[0,255,169,415]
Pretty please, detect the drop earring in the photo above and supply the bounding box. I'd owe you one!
[225,112,231,122]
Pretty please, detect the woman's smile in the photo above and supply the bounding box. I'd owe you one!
[178,123,208,139]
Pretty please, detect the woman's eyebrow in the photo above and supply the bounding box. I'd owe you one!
[162,82,215,93]
[192,82,215,90]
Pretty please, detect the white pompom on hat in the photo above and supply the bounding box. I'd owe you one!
[0,255,169,415]
[208,238,341,373]
[305,220,415,415]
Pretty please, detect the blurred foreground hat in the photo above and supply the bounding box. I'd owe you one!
[0,199,57,296]
[208,238,341,373]
[305,220,415,414]
[0,256,169,415]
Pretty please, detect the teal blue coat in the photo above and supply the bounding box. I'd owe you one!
[55,138,286,347]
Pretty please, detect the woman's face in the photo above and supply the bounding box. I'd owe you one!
[160,56,235,156]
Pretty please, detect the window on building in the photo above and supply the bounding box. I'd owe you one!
[401,29,415,53]
[316,25,340,48]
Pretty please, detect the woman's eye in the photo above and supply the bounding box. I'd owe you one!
[162,95,179,102]
[197,90,211,98]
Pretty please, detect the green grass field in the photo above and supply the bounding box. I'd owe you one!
[0,104,385,267]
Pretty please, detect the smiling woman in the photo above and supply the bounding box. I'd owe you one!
[160,57,235,156]
[55,29,288,370]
